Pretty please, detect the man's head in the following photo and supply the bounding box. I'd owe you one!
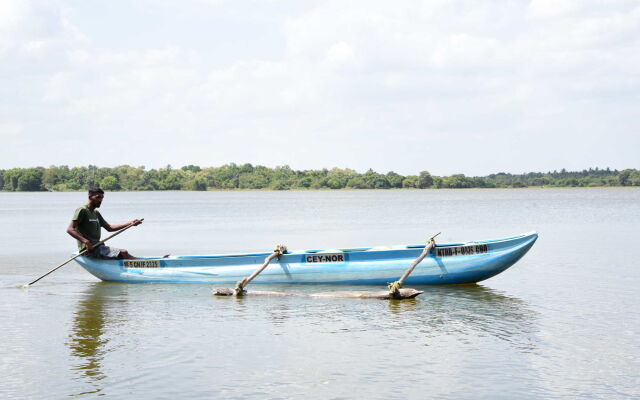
[88,187,104,208]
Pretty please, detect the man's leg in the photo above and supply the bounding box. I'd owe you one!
[118,249,137,259]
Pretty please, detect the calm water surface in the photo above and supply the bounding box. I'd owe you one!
[1,189,639,399]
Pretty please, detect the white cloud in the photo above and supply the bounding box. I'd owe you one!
[528,0,584,18]
[323,42,357,70]
[1,0,639,174]
[0,0,29,29]
[0,0,30,53]
[0,121,24,136]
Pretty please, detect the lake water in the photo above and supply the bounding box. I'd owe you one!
[1,189,638,399]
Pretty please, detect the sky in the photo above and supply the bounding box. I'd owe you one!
[0,0,638,176]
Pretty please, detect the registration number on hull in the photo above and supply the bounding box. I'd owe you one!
[123,260,161,268]
[435,244,488,258]
[305,254,345,263]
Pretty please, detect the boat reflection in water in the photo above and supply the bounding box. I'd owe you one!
[67,283,128,397]
[413,284,539,352]
[248,284,538,353]
[367,283,538,353]
[65,281,538,397]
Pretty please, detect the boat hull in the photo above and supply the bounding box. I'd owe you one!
[73,232,538,284]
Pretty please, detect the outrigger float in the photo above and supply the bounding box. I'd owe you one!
[73,232,538,295]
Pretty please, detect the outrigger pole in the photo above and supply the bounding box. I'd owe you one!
[213,232,440,300]
[234,244,288,296]
[387,232,441,299]
[22,218,144,288]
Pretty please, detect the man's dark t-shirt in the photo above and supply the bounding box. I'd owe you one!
[72,206,108,251]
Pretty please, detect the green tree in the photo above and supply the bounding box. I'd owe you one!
[619,169,633,186]
[269,179,291,190]
[326,168,356,189]
[362,169,390,189]
[238,173,269,189]
[531,177,549,186]
[69,167,90,188]
[181,165,202,173]
[346,176,368,189]
[417,171,433,188]
[629,170,640,186]
[2,165,638,191]
[604,176,619,186]
[17,169,43,191]
[100,176,121,191]
[3,169,22,190]
[66,181,82,190]
[42,167,58,190]
[183,177,207,191]
[386,171,404,188]
[402,175,418,188]
[310,176,328,189]
[441,174,472,188]
[270,165,296,188]
[115,165,146,190]
[240,163,254,174]
[294,176,313,188]
[209,164,242,188]
[164,170,186,190]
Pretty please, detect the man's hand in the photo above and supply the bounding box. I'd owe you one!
[131,219,143,226]
[83,241,95,253]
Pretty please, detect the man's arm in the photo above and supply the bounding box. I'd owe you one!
[66,220,94,251]
[103,219,143,232]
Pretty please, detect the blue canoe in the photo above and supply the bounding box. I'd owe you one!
[73,232,538,284]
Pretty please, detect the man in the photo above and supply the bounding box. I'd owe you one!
[67,187,142,259]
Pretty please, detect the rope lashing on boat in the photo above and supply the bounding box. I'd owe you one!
[234,244,288,296]
[387,281,402,296]
[388,233,440,299]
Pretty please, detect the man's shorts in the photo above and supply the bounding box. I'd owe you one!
[86,244,121,259]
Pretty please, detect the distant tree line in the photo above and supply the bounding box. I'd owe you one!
[1,165,639,191]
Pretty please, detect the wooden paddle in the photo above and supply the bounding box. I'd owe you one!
[387,232,441,298]
[22,218,144,288]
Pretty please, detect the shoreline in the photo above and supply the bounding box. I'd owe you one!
[1,186,639,193]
